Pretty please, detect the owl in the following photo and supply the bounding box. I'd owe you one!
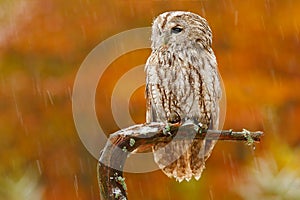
[145,11,222,182]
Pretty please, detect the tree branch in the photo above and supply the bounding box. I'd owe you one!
[97,122,263,200]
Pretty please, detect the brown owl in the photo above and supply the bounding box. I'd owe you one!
[145,11,223,182]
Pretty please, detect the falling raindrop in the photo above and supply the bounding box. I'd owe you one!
[234,10,238,26]
[209,186,214,200]
[11,81,24,126]
[279,25,285,40]
[46,90,54,105]
[36,159,42,175]
[74,174,79,198]
[200,1,206,17]
[67,87,72,101]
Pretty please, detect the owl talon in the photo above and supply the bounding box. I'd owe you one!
[194,124,200,133]
[163,124,172,135]
[197,123,208,134]
[198,122,203,128]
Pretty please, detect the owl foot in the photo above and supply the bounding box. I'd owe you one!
[181,118,206,133]
[163,124,172,135]
[197,123,206,134]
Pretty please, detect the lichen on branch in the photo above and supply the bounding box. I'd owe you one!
[97,122,263,200]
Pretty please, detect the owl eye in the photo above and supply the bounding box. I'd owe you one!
[171,26,183,34]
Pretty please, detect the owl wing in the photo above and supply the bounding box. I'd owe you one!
[145,51,161,123]
[145,84,158,123]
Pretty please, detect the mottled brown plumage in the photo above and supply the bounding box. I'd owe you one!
[145,11,222,182]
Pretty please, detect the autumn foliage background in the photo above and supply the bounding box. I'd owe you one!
[1,0,300,199]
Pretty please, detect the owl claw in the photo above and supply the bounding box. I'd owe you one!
[196,123,209,134]
[163,124,172,135]
[197,123,204,133]
[181,119,207,133]
[194,124,200,133]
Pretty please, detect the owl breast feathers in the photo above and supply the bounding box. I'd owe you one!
[145,11,222,182]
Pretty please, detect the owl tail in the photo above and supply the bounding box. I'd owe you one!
[153,139,216,182]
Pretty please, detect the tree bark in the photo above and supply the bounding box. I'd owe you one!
[97,122,263,200]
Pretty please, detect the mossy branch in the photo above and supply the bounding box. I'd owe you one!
[97,122,263,200]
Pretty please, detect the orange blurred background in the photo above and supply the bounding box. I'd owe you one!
[1,0,300,199]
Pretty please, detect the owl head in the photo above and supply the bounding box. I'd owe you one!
[151,11,213,52]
